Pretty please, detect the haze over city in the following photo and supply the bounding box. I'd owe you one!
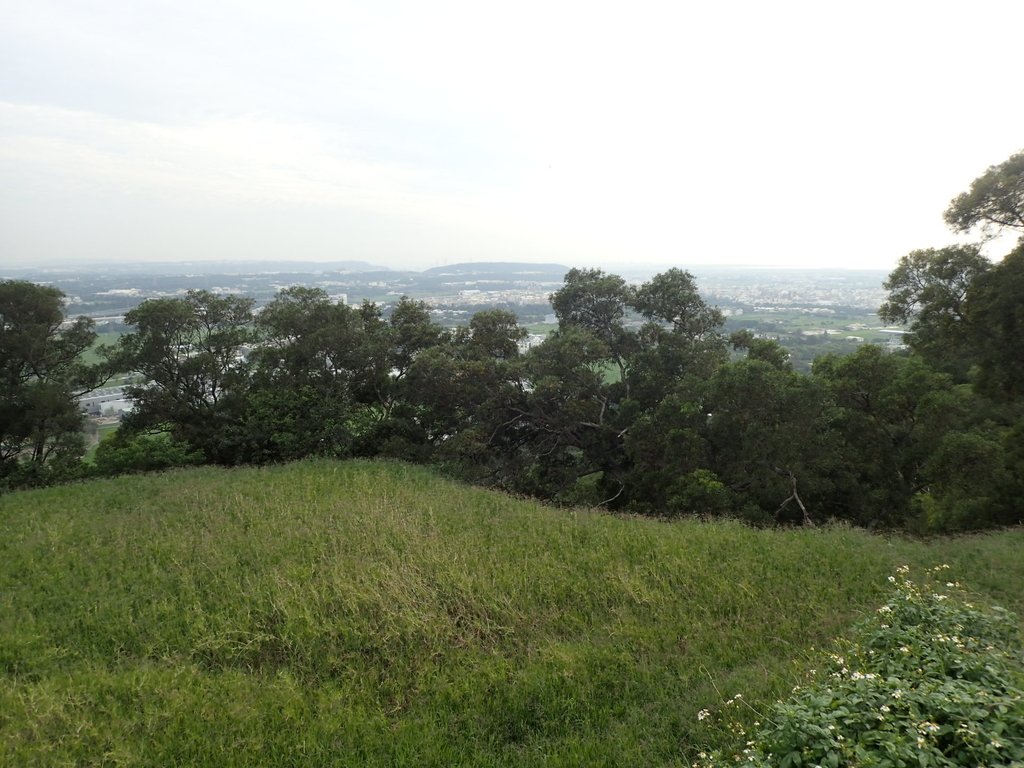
[1,0,1021,271]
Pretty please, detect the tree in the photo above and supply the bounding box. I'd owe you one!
[405,309,529,475]
[0,280,106,485]
[508,326,616,500]
[881,150,1024,396]
[964,242,1024,400]
[116,291,256,464]
[913,428,1012,531]
[878,245,989,376]
[464,308,527,360]
[944,150,1024,237]
[633,268,722,341]
[622,386,717,516]
[549,267,726,406]
[245,287,361,462]
[702,359,828,524]
[729,330,791,370]
[526,267,728,504]
[344,297,450,459]
[629,268,727,406]
[812,345,981,527]
[550,268,635,387]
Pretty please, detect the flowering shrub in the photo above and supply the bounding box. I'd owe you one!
[695,566,1024,767]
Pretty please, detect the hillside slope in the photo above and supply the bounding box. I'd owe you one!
[1,460,1021,766]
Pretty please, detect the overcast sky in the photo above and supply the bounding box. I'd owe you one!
[1,0,1021,271]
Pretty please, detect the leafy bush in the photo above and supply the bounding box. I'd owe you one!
[94,431,203,475]
[696,566,1024,767]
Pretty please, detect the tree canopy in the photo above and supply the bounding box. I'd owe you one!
[878,245,989,375]
[0,281,106,485]
[944,150,1024,237]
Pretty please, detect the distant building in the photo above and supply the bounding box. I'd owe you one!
[878,328,911,351]
[78,386,133,417]
[518,334,547,352]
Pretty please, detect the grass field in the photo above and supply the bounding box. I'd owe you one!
[1,460,1021,766]
[78,331,123,366]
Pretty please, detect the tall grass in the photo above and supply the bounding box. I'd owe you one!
[1,460,1021,766]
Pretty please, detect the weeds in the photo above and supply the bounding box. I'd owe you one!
[696,566,1024,767]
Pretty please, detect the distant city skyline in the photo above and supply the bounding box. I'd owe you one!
[2,1,1021,272]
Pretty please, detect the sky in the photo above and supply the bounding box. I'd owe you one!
[1,0,1022,272]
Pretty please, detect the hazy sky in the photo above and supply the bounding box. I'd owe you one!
[1,0,1021,271]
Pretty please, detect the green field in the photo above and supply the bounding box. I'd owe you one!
[78,331,123,366]
[1,460,1021,766]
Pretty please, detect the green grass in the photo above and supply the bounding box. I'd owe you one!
[1,460,1021,766]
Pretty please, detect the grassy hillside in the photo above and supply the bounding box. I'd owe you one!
[1,460,1021,766]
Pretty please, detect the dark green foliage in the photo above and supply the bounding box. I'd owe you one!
[913,428,1012,531]
[550,268,633,347]
[406,310,528,473]
[22,253,1011,531]
[703,359,828,523]
[965,242,1024,400]
[116,290,257,464]
[7,256,1023,531]
[93,431,203,474]
[501,268,727,504]
[623,392,713,515]
[878,244,989,377]
[245,287,361,462]
[730,330,791,370]
[0,280,107,487]
[813,347,986,528]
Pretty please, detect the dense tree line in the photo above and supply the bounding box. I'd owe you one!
[3,151,1022,532]
[0,282,109,487]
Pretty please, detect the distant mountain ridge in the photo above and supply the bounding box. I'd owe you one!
[5,260,571,282]
[420,262,571,279]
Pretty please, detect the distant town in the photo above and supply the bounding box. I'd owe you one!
[5,259,901,381]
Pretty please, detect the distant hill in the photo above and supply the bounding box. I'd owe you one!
[2,459,1022,765]
[420,262,571,280]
